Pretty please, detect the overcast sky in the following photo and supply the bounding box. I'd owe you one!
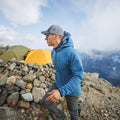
[0,0,120,53]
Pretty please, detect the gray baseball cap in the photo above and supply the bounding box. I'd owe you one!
[41,25,64,36]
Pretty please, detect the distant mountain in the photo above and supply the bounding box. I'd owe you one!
[81,50,120,86]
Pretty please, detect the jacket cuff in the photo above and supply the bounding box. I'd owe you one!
[58,88,64,97]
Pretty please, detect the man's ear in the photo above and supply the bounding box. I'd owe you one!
[54,34,59,40]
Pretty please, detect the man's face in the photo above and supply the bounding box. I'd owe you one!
[45,34,55,47]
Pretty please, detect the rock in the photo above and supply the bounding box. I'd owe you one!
[33,64,39,69]
[15,79,27,89]
[17,60,25,64]
[84,72,99,80]
[90,83,105,94]
[0,90,8,105]
[82,84,89,92]
[32,87,45,103]
[50,73,55,80]
[20,109,25,113]
[0,59,120,120]
[78,95,87,102]
[21,93,33,101]
[44,72,50,78]
[57,104,63,111]
[40,83,46,88]
[14,70,22,76]
[8,63,16,71]
[0,59,3,63]
[0,107,19,120]
[7,92,19,106]
[22,66,29,72]
[89,83,95,88]
[33,79,40,87]
[46,78,51,82]
[8,71,14,77]
[26,83,33,89]
[39,76,45,82]
[20,89,31,94]
[0,67,5,74]
[0,72,8,87]
[38,116,47,120]
[36,71,42,78]
[27,62,33,67]
[29,70,34,75]
[10,58,16,62]
[22,74,36,82]
[116,110,120,116]
[7,85,20,94]
[6,76,16,85]
[18,101,30,108]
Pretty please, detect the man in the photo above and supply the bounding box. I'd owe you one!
[40,25,83,120]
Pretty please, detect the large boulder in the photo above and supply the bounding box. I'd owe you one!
[0,107,20,120]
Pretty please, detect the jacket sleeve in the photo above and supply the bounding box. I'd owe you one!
[58,51,84,96]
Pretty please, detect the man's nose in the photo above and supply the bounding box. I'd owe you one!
[45,37,47,40]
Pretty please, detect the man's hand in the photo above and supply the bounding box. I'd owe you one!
[46,89,61,103]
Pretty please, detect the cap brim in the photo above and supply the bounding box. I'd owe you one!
[41,31,48,35]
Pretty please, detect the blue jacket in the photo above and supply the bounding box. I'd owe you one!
[51,31,83,96]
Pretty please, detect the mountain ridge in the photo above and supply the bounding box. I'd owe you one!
[81,50,120,86]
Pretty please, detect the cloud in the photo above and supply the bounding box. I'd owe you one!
[0,0,48,26]
[0,26,17,43]
[0,26,47,49]
[0,0,120,53]
[69,0,120,52]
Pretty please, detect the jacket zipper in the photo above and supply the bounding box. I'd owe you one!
[55,50,61,77]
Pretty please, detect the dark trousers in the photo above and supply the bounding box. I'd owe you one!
[40,83,79,120]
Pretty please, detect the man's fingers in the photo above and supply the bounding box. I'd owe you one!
[46,90,60,103]
[46,94,54,101]
[46,96,57,103]
[46,97,55,103]
[47,90,55,94]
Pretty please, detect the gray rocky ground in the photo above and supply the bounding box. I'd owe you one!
[0,58,120,120]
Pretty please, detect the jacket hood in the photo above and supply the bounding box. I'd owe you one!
[54,31,74,51]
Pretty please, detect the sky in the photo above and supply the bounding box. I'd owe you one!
[0,0,120,53]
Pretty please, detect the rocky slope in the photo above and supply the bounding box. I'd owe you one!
[0,59,120,120]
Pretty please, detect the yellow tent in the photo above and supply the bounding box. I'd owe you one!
[25,49,52,65]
